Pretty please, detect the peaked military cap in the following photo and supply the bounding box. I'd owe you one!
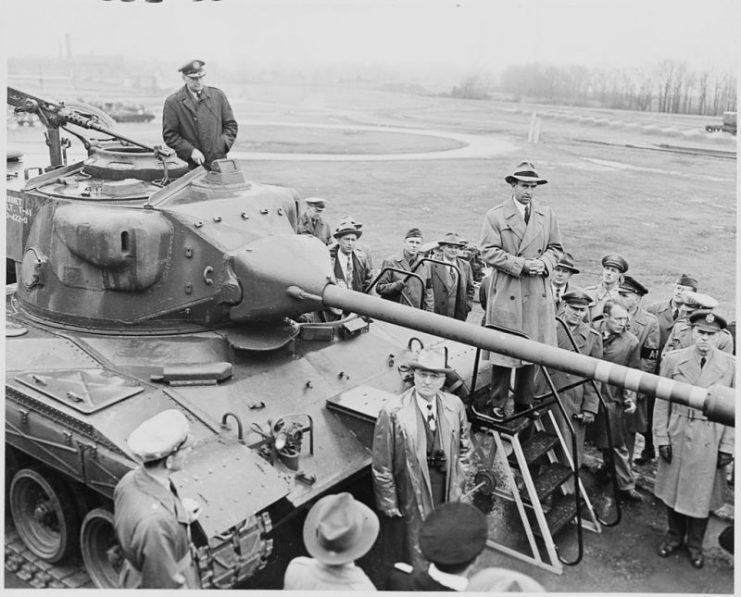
[555,252,579,273]
[418,502,488,565]
[561,289,593,307]
[601,254,629,273]
[504,160,548,185]
[405,227,423,239]
[681,291,718,310]
[618,275,648,296]
[675,274,699,291]
[127,409,190,463]
[179,59,206,78]
[304,197,327,208]
[689,310,727,331]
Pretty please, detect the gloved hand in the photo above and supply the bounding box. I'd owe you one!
[580,411,595,425]
[659,445,672,463]
[717,451,734,469]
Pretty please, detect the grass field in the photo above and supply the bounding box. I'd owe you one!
[7,83,737,317]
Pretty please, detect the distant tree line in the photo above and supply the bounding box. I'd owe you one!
[470,61,736,115]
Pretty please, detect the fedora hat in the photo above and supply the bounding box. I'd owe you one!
[504,161,547,185]
[438,232,466,247]
[303,493,379,565]
[407,347,455,374]
[333,219,363,239]
[555,252,579,274]
[419,502,488,565]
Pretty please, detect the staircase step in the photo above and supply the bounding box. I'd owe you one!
[532,494,580,538]
[509,432,559,467]
[531,463,574,501]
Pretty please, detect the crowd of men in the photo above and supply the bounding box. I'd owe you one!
[109,60,734,589]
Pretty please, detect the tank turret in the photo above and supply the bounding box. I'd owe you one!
[5,87,734,589]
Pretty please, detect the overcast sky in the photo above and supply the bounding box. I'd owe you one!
[3,0,739,73]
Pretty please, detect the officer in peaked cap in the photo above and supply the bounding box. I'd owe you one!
[584,253,629,320]
[297,197,332,245]
[163,58,238,170]
[386,502,487,590]
[617,275,660,467]
[113,410,201,589]
[662,292,733,358]
[654,307,734,570]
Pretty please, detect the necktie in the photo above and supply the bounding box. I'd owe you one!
[524,204,531,224]
[700,357,706,369]
[426,403,436,433]
[346,255,353,288]
[555,286,562,302]
[449,265,457,287]
[672,308,679,320]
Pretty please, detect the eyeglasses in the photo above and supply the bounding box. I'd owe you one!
[415,371,445,380]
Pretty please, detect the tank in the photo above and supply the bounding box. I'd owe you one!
[5,87,734,589]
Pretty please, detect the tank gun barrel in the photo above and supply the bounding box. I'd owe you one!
[7,86,162,155]
[316,284,734,426]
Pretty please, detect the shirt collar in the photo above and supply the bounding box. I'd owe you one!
[428,563,468,591]
[414,391,436,419]
[511,196,527,219]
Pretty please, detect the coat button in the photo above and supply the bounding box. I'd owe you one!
[510,296,515,300]
[537,249,542,253]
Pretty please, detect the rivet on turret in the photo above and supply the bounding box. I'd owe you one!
[305,380,313,389]
[277,207,284,216]
[194,221,203,228]
[185,283,192,295]
[185,247,193,258]
[213,216,222,223]
[241,212,249,220]
[260,208,269,215]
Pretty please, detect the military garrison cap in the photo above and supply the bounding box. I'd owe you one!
[675,274,699,290]
[689,310,727,331]
[405,227,423,239]
[601,254,629,273]
[127,409,190,463]
[179,59,206,78]
[618,275,648,296]
[418,502,488,565]
[561,289,593,307]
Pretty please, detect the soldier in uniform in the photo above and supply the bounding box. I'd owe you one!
[372,348,473,568]
[477,161,563,421]
[297,197,333,245]
[536,289,602,482]
[430,232,475,321]
[550,252,579,313]
[662,292,734,358]
[329,217,374,293]
[386,502,487,591]
[584,254,629,321]
[617,275,660,462]
[654,311,735,569]
[114,410,201,589]
[639,274,699,464]
[375,228,435,311]
[162,59,238,170]
[591,300,643,502]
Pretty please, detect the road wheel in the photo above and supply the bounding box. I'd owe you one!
[81,507,124,588]
[10,467,80,562]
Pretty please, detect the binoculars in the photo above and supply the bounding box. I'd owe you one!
[427,449,447,472]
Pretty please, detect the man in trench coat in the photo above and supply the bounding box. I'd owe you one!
[430,232,475,321]
[653,310,735,569]
[477,161,563,420]
[162,59,238,170]
[372,347,474,569]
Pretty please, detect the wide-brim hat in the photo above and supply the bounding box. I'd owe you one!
[303,493,379,565]
[333,225,362,240]
[179,59,206,78]
[504,161,547,185]
[689,310,727,331]
[438,232,466,247]
[407,347,455,374]
[555,252,579,273]
[418,502,488,565]
[127,409,191,463]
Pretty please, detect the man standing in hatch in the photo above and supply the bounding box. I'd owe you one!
[163,59,238,170]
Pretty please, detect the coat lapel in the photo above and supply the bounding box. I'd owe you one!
[697,349,725,386]
[502,199,525,243]
[519,200,545,252]
[397,390,432,497]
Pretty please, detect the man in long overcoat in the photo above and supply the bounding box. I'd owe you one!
[662,291,734,357]
[430,232,475,321]
[372,347,473,569]
[376,228,435,311]
[617,275,660,461]
[640,274,699,464]
[592,300,642,501]
[477,161,563,420]
[162,60,238,170]
[535,289,602,481]
[653,310,735,569]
